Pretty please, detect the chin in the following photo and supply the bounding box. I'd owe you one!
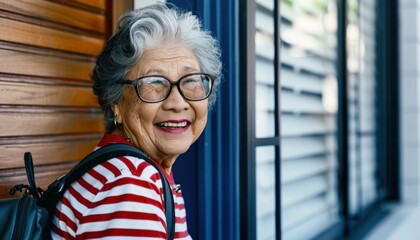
[166,145,191,156]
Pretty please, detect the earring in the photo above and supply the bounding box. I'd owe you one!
[114,116,122,129]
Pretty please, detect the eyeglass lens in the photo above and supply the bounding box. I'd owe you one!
[137,74,211,102]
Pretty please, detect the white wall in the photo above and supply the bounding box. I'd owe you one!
[134,0,165,9]
[400,0,420,205]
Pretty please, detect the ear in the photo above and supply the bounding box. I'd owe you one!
[112,104,122,124]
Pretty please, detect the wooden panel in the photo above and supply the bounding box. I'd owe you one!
[0,17,104,56]
[0,135,101,169]
[0,163,75,199]
[0,110,103,137]
[72,0,106,10]
[0,49,93,81]
[0,0,105,33]
[0,0,108,200]
[0,81,97,107]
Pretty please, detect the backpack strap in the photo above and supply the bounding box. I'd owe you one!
[42,143,175,240]
[23,152,40,199]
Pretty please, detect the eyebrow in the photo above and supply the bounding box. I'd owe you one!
[144,66,200,75]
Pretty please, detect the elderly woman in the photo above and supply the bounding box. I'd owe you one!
[51,3,221,239]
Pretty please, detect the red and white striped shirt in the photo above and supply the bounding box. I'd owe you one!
[51,133,192,239]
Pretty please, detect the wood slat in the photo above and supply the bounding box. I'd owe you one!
[0,17,104,56]
[0,49,93,81]
[0,137,100,169]
[0,0,108,201]
[0,0,105,33]
[0,163,75,198]
[72,0,106,10]
[0,81,97,107]
[0,111,104,137]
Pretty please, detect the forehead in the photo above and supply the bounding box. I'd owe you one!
[129,44,200,78]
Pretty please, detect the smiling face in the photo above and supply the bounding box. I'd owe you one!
[113,43,208,169]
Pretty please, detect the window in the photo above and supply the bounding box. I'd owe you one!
[253,0,340,239]
[347,0,379,215]
[279,0,339,239]
[254,1,280,239]
[241,0,397,239]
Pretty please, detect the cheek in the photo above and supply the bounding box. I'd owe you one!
[122,95,144,123]
[193,113,207,142]
[132,103,141,120]
[194,105,208,129]
[131,100,160,126]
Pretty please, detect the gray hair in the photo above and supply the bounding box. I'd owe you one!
[92,3,222,132]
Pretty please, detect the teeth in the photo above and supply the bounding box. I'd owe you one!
[158,122,188,128]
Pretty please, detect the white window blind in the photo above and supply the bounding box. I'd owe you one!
[280,1,339,239]
[347,0,378,215]
[256,146,277,239]
[255,1,277,239]
[255,0,340,239]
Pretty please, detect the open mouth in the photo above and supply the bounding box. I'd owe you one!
[156,121,190,129]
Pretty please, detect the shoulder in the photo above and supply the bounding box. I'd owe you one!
[52,155,168,239]
[60,153,164,210]
[88,154,163,191]
[52,144,169,238]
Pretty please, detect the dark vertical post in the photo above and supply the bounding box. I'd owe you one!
[337,0,350,236]
[380,0,400,201]
[274,0,282,239]
[239,0,257,239]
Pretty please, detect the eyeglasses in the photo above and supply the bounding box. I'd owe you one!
[117,73,214,103]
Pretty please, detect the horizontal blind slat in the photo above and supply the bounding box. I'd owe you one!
[279,1,339,239]
[282,175,328,208]
[281,114,336,136]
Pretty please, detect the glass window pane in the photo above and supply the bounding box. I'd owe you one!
[255,0,276,138]
[256,146,276,240]
[279,0,340,239]
[347,0,378,215]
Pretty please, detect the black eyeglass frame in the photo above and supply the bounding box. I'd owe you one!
[117,73,214,103]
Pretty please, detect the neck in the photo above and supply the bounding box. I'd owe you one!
[111,130,177,175]
[157,157,177,175]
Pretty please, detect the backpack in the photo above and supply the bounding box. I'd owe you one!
[0,143,175,240]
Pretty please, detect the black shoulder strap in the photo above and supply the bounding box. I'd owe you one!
[23,152,40,199]
[42,143,175,240]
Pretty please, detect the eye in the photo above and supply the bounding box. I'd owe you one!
[140,77,170,91]
[143,77,168,86]
[182,75,204,86]
[137,77,170,100]
[180,74,211,99]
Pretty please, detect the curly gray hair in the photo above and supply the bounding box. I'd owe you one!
[92,3,222,132]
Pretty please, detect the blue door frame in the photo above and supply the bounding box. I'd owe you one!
[168,0,240,239]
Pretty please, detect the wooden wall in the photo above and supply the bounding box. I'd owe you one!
[0,0,108,198]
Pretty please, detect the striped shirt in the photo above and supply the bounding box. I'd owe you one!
[51,133,192,239]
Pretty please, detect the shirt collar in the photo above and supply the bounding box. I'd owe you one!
[96,133,175,184]
[97,132,134,147]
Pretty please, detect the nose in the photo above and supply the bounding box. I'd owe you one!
[161,85,189,111]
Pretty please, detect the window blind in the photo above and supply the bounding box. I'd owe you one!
[280,1,339,239]
[255,1,277,239]
[254,0,340,239]
[347,0,378,215]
